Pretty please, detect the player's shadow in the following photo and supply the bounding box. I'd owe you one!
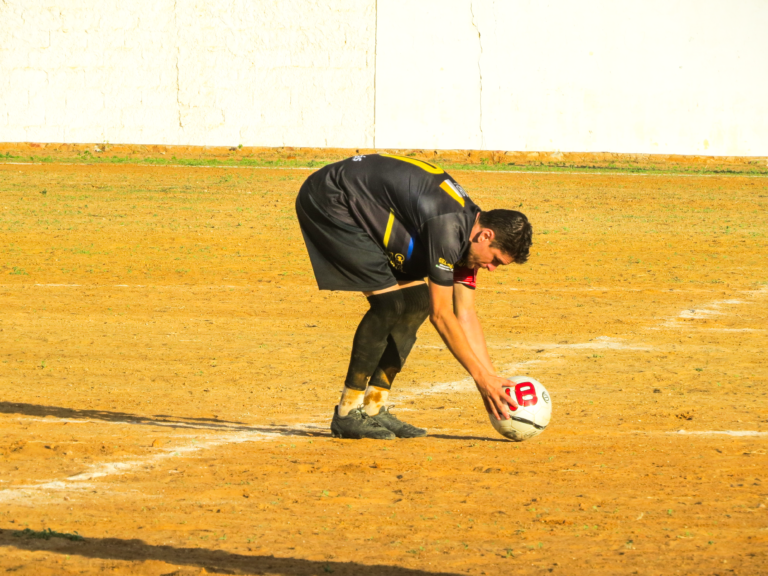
[0,402,330,438]
[1,530,461,576]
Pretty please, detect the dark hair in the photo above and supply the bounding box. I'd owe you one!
[478,209,532,264]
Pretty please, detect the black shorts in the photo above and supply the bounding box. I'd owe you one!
[295,183,423,292]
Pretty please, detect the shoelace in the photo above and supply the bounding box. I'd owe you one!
[354,405,386,426]
[382,404,399,417]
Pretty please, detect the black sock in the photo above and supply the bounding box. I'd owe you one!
[344,290,406,391]
[368,284,430,390]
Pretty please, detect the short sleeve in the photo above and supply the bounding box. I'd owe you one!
[453,266,477,289]
[422,215,466,287]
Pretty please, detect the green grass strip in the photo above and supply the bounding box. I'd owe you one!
[2,151,766,176]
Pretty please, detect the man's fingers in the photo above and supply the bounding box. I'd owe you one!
[503,396,519,409]
[500,389,518,409]
[494,388,517,417]
[491,379,518,410]
[486,396,502,420]
[493,395,510,419]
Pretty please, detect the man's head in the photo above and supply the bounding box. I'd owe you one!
[463,210,532,271]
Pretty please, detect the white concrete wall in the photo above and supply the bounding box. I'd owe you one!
[0,0,376,147]
[376,0,768,156]
[2,0,767,155]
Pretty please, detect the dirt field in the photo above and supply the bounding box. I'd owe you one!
[1,161,766,575]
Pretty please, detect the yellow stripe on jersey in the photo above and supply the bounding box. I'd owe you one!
[380,153,444,174]
[439,180,465,207]
[383,210,396,247]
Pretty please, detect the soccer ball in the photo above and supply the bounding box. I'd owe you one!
[489,376,552,442]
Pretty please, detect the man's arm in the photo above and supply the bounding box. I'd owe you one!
[428,281,517,419]
[453,282,495,376]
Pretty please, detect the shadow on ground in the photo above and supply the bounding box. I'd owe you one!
[428,433,507,443]
[0,402,503,442]
[0,529,459,576]
[0,402,330,437]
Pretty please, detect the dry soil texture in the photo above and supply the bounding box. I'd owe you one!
[1,162,767,576]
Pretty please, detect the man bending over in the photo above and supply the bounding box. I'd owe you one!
[295,154,533,439]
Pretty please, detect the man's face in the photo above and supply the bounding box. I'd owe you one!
[465,238,514,271]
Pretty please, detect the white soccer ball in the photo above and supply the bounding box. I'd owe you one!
[489,376,552,442]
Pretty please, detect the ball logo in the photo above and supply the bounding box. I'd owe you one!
[503,387,518,411]
[542,390,550,404]
[514,382,538,407]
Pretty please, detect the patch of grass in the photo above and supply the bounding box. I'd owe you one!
[4,154,767,176]
[12,528,84,541]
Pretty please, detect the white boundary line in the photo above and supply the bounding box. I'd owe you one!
[670,430,768,437]
[490,336,654,352]
[410,285,767,403]
[0,424,325,503]
[651,286,768,330]
[407,336,655,401]
[0,431,252,503]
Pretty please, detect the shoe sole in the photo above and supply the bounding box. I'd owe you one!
[331,431,395,440]
[393,430,428,438]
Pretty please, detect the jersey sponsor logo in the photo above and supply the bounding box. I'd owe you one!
[379,153,445,175]
[352,155,366,161]
[436,257,454,272]
[388,252,405,271]
[439,179,467,207]
[452,180,469,197]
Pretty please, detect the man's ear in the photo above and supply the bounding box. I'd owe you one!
[481,228,495,244]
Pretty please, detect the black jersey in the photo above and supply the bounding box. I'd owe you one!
[305,154,480,286]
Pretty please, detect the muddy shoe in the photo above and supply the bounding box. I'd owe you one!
[331,406,395,440]
[370,406,427,438]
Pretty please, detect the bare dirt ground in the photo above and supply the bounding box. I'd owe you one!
[1,161,766,575]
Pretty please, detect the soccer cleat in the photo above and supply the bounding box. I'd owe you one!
[331,406,395,440]
[370,405,427,438]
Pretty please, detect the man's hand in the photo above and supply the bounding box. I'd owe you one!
[475,373,518,420]
[429,281,518,420]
